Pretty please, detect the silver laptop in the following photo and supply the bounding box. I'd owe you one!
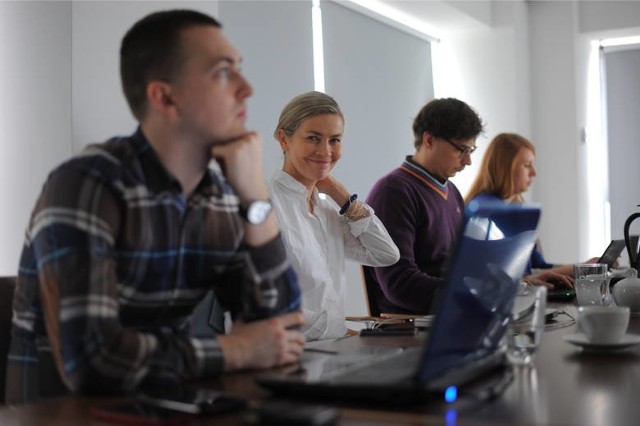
[257,202,541,404]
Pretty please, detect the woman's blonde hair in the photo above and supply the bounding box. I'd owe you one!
[273,91,344,140]
[465,133,536,203]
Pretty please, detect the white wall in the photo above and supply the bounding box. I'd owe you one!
[579,0,640,34]
[433,1,531,198]
[528,1,583,263]
[0,1,72,274]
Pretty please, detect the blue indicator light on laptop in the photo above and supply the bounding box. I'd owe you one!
[444,386,458,403]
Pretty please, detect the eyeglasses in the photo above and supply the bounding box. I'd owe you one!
[441,137,477,157]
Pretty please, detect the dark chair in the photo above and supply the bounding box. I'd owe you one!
[0,276,16,404]
[361,266,383,317]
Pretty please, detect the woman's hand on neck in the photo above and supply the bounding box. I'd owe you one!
[316,175,351,207]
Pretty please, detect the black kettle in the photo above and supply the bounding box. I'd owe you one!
[623,205,640,271]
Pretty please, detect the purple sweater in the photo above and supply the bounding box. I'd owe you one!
[365,157,464,314]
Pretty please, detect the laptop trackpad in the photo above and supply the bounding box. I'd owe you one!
[322,348,422,385]
[300,345,407,382]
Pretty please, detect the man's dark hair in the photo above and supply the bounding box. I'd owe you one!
[120,10,221,120]
[412,98,484,149]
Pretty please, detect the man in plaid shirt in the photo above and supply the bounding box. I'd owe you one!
[5,9,304,404]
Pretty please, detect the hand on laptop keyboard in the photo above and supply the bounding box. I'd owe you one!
[524,270,573,289]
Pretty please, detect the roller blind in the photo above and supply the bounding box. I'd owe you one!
[219,0,315,177]
[604,45,640,240]
[321,0,434,198]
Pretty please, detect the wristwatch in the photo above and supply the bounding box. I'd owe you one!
[239,199,272,224]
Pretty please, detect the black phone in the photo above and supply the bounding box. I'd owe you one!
[360,327,416,337]
[135,386,246,415]
[598,239,625,268]
[90,402,192,425]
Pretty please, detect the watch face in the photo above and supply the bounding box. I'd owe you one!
[247,200,272,224]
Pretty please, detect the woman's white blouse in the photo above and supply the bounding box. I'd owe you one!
[268,170,400,340]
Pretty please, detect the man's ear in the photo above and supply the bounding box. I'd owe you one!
[421,132,434,149]
[146,81,177,116]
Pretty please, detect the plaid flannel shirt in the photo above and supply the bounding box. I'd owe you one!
[5,128,300,404]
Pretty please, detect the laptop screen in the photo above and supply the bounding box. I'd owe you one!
[418,201,540,381]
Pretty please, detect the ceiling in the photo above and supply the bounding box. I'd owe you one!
[375,0,493,35]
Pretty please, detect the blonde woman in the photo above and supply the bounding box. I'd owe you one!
[269,91,399,340]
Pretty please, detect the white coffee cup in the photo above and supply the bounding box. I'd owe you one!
[577,306,630,344]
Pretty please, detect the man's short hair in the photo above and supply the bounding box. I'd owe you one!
[120,10,221,121]
[412,98,484,149]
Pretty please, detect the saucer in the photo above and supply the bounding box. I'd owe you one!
[563,333,640,351]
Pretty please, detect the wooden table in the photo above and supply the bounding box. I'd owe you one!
[2,304,639,425]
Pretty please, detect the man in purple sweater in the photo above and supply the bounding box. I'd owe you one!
[365,98,484,315]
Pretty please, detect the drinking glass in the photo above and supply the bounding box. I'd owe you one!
[574,263,611,306]
[506,285,547,366]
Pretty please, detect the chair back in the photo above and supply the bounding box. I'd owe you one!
[0,276,16,404]
[361,266,383,317]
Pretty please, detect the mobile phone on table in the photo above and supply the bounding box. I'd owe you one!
[90,402,192,425]
[135,386,246,415]
[360,327,416,337]
[598,239,625,268]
